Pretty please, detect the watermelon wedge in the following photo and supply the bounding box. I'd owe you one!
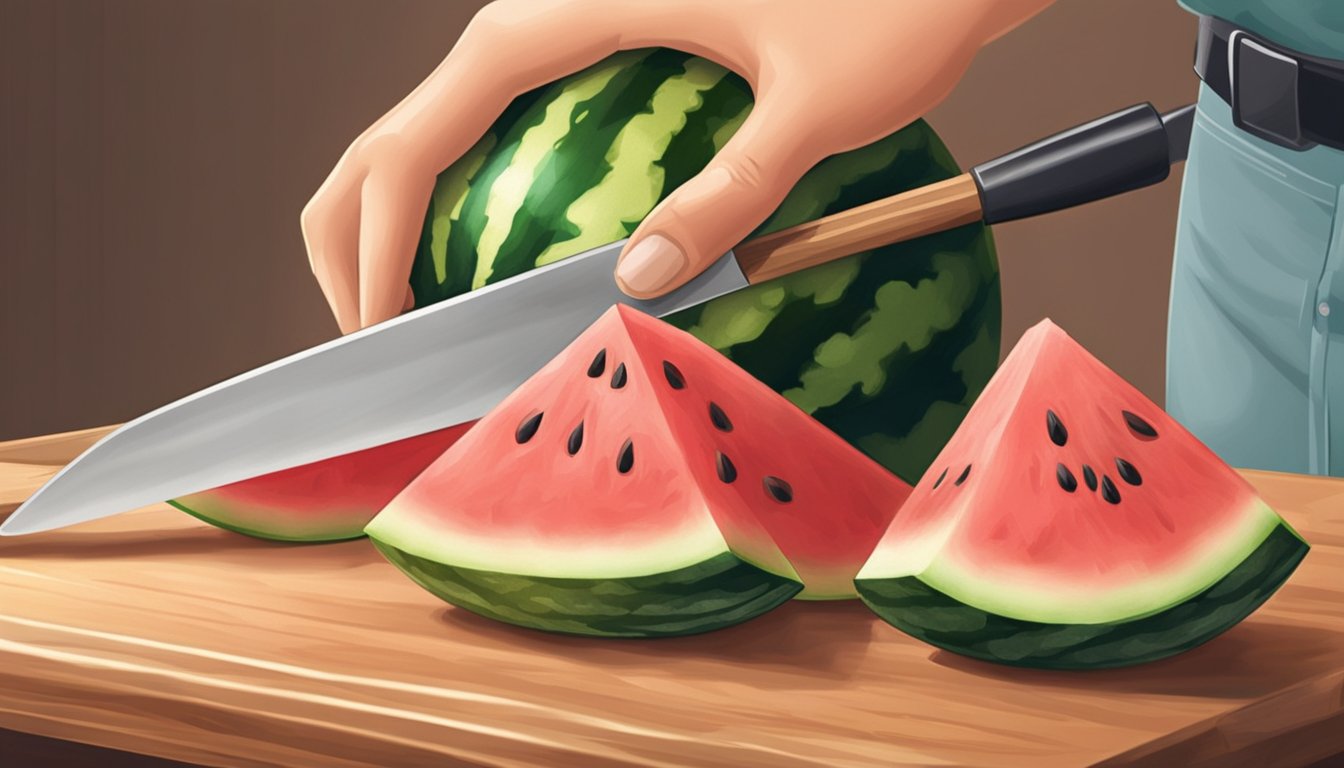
[855,319,1309,669]
[367,305,911,637]
[168,424,472,542]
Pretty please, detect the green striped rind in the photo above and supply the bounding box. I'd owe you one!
[410,49,1000,484]
[666,123,1000,484]
[410,80,549,299]
[166,500,362,543]
[854,524,1308,670]
[412,48,723,302]
[373,541,803,638]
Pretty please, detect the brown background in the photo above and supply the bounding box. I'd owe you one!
[0,0,1197,441]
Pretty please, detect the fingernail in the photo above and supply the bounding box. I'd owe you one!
[617,235,687,296]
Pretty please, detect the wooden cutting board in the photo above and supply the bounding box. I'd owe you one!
[1,426,1342,768]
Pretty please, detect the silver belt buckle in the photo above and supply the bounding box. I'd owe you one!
[1229,30,1315,150]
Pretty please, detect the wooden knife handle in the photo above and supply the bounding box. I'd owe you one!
[731,102,1185,285]
[734,173,984,285]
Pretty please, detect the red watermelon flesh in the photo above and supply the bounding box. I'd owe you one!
[855,319,1307,668]
[168,423,473,542]
[367,305,911,637]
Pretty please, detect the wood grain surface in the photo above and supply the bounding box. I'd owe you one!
[0,426,1341,768]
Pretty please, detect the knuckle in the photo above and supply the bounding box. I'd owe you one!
[721,150,769,190]
[299,197,325,235]
[300,198,335,274]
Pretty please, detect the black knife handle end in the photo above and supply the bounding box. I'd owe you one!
[971,103,1175,225]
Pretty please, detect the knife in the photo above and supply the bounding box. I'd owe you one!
[2,102,1196,536]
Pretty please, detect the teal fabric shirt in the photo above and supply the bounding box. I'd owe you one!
[1180,0,1344,58]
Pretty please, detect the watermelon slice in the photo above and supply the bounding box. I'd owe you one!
[855,319,1309,669]
[366,305,911,637]
[168,423,472,542]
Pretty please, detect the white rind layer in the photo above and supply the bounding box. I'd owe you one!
[365,502,745,580]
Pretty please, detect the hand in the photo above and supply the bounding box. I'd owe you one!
[302,0,1052,333]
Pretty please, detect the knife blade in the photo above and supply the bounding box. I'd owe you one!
[0,242,748,535]
[4,101,1194,536]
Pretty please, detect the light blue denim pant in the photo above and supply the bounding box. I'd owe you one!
[1168,84,1344,476]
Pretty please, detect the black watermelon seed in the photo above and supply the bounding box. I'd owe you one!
[763,476,793,503]
[954,465,972,486]
[932,467,948,489]
[1122,410,1158,438]
[566,422,584,456]
[515,411,543,444]
[587,348,606,378]
[1056,463,1077,492]
[1101,475,1122,504]
[1115,458,1142,486]
[708,402,733,432]
[617,439,635,474]
[663,361,685,389]
[715,451,737,483]
[610,363,627,389]
[1082,464,1098,491]
[1046,409,1068,447]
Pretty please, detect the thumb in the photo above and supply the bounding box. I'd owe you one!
[615,101,818,299]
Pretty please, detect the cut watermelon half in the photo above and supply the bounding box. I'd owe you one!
[855,319,1309,669]
[367,305,911,637]
[168,423,473,542]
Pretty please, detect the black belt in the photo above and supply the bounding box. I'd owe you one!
[1195,15,1344,151]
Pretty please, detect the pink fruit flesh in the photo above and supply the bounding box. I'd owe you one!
[170,422,475,541]
[376,305,911,597]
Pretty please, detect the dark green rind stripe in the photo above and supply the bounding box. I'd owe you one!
[410,83,549,305]
[166,500,364,543]
[855,525,1309,670]
[373,541,803,638]
[486,49,690,285]
[666,123,1000,484]
[421,51,657,300]
[656,68,754,194]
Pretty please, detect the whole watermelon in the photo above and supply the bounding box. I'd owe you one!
[410,48,1000,484]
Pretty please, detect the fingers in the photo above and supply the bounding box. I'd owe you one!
[615,98,820,299]
[305,0,760,329]
[303,0,652,333]
[357,155,435,328]
[301,170,362,334]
